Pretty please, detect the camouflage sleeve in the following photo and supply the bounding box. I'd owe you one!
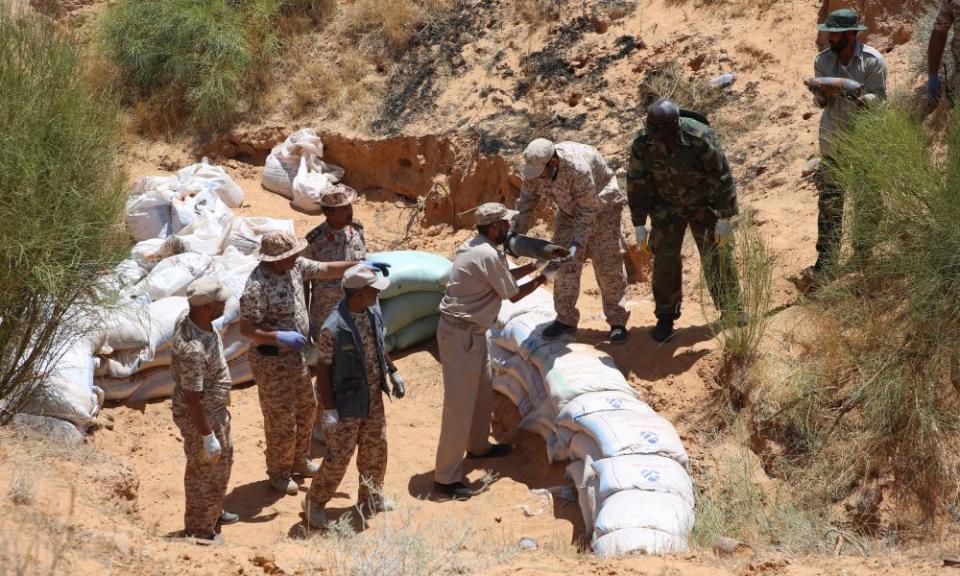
[175,341,207,393]
[700,131,738,219]
[625,134,653,227]
[315,327,335,366]
[297,257,343,281]
[238,277,264,325]
[512,183,538,234]
[570,168,599,247]
[935,0,956,32]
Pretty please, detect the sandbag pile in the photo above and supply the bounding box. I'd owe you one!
[373,250,452,352]
[261,129,345,211]
[488,292,694,557]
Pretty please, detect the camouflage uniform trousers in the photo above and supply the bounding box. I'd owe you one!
[814,155,876,268]
[173,408,233,535]
[250,348,317,481]
[651,211,741,321]
[306,391,388,511]
[551,203,630,327]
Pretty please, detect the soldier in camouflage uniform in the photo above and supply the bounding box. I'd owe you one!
[304,264,407,528]
[303,185,367,442]
[513,139,630,344]
[626,99,742,343]
[929,0,960,100]
[171,276,235,544]
[239,231,360,495]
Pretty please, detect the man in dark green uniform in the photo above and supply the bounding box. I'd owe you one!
[626,99,742,342]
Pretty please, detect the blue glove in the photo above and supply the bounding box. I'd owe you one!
[364,261,391,277]
[276,331,308,351]
[929,74,942,99]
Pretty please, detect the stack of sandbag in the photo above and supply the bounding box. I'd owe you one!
[261,128,345,210]
[372,250,451,352]
[487,290,694,557]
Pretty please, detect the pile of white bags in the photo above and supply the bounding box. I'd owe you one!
[371,250,452,352]
[488,291,694,557]
[261,129,345,209]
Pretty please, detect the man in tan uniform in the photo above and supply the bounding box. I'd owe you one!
[513,139,630,344]
[434,203,564,498]
[303,184,368,442]
[303,264,406,528]
[239,231,359,495]
[171,276,235,544]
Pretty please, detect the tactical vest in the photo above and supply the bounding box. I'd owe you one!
[322,299,390,418]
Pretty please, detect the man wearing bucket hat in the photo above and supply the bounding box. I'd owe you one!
[304,263,404,528]
[929,0,960,102]
[239,230,361,495]
[303,184,369,443]
[170,276,235,544]
[512,139,630,345]
[433,203,560,499]
[805,9,886,280]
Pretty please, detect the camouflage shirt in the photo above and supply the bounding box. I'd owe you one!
[316,310,384,404]
[170,311,232,413]
[513,141,625,246]
[303,221,366,328]
[239,257,341,336]
[626,118,737,225]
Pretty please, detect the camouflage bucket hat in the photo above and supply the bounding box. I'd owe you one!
[258,230,307,262]
[818,9,867,32]
[319,184,358,208]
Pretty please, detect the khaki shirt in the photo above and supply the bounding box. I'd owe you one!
[171,312,232,413]
[439,235,519,329]
[239,257,340,336]
[935,0,960,67]
[513,142,625,247]
[304,221,366,329]
[813,43,887,154]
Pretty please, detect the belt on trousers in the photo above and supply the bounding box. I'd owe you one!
[440,314,487,333]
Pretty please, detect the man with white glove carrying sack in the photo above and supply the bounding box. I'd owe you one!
[512,138,631,344]
[434,203,557,499]
[170,276,236,545]
[304,264,404,528]
[627,99,743,343]
[239,231,359,496]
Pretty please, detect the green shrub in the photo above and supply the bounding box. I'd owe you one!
[0,7,126,421]
[100,0,289,132]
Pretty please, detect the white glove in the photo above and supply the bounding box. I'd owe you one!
[202,432,222,461]
[567,244,579,261]
[714,219,734,243]
[634,226,649,249]
[321,409,339,432]
[542,264,559,282]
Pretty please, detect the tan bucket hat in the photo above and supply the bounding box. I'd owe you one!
[258,230,307,262]
[319,184,358,208]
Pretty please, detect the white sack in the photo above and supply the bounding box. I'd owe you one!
[291,153,336,211]
[126,188,175,241]
[20,338,103,428]
[169,187,232,235]
[100,303,152,352]
[593,489,694,538]
[546,425,576,462]
[533,343,635,411]
[146,297,189,352]
[556,391,652,433]
[131,238,166,271]
[262,129,344,198]
[491,372,534,417]
[566,458,599,535]
[570,432,603,462]
[177,160,244,208]
[174,215,231,256]
[578,410,688,465]
[495,287,555,327]
[592,528,689,557]
[491,311,571,356]
[208,248,258,302]
[145,253,211,301]
[592,454,694,506]
[519,404,556,440]
[501,354,548,409]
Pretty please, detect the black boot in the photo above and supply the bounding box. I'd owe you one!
[651,319,675,343]
[542,320,575,339]
[608,325,629,344]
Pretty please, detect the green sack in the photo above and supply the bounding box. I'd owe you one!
[368,250,451,299]
[381,291,443,336]
[385,314,440,352]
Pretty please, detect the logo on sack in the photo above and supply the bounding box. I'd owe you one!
[640,469,661,482]
[639,430,659,445]
[607,397,623,409]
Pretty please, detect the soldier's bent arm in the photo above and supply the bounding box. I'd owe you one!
[862,54,888,102]
[813,56,830,108]
[297,257,359,281]
[182,390,213,436]
[177,342,213,435]
[701,134,738,219]
[570,169,600,246]
[512,184,538,235]
[315,329,336,408]
[625,136,654,226]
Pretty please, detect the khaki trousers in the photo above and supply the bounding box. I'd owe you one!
[434,317,494,484]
